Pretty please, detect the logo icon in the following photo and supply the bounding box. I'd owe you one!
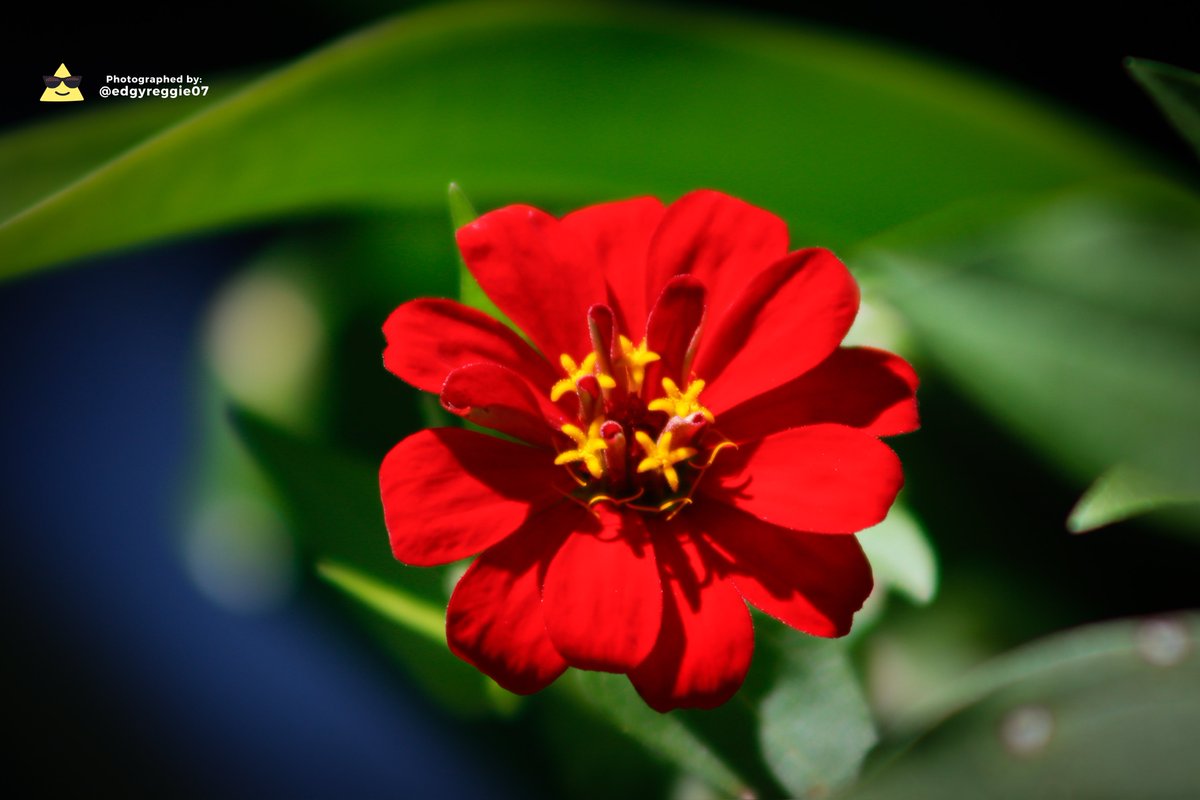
[41,63,84,102]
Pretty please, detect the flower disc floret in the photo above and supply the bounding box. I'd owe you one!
[648,378,715,423]
[546,328,724,508]
[554,419,608,479]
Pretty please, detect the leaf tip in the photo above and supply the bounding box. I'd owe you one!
[447,181,479,230]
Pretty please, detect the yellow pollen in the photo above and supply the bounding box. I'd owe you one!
[550,351,616,402]
[647,378,715,423]
[634,430,698,493]
[617,336,661,393]
[555,418,608,479]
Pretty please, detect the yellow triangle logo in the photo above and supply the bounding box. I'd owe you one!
[41,63,84,102]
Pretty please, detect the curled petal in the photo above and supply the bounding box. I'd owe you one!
[542,506,662,672]
[644,275,706,392]
[441,362,567,447]
[696,501,873,637]
[457,205,605,363]
[447,505,579,694]
[702,423,902,534]
[645,189,789,322]
[381,428,573,566]
[695,248,859,414]
[586,303,620,391]
[629,526,753,712]
[383,298,557,394]
[718,347,919,443]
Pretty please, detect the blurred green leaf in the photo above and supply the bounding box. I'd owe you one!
[557,627,882,798]
[858,504,938,605]
[564,670,752,798]
[484,676,525,717]
[759,639,877,798]
[318,559,445,643]
[317,558,512,715]
[231,406,497,714]
[0,88,230,223]
[0,0,1147,280]
[229,406,437,591]
[845,614,1200,799]
[855,177,1200,529]
[1127,59,1200,159]
[536,681,675,799]
[1067,463,1200,533]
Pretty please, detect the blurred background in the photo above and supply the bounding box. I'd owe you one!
[1,2,1197,797]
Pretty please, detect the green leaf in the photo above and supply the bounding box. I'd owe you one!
[759,638,877,798]
[447,181,479,230]
[447,182,515,330]
[448,181,490,317]
[1127,59,1200,159]
[560,625,881,798]
[318,559,445,643]
[858,504,938,605]
[229,406,436,591]
[534,683,675,799]
[845,614,1200,799]
[1067,463,1200,533]
[564,670,752,798]
[230,407,496,715]
[318,559,503,716]
[855,176,1200,528]
[0,0,1147,280]
[0,83,238,224]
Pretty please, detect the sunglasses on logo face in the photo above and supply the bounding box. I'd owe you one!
[43,75,82,88]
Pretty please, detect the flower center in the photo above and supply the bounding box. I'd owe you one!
[550,330,731,515]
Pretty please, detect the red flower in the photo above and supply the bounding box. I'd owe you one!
[380,191,918,711]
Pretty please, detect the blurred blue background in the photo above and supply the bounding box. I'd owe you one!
[0,239,535,797]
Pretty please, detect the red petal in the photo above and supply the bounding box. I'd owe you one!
[447,505,578,694]
[563,197,665,338]
[695,248,860,414]
[629,527,753,712]
[645,190,789,323]
[383,298,557,394]
[703,423,902,534]
[697,501,873,637]
[441,362,565,447]
[381,428,571,566]
[718,347,920,443]
[541,506,662,672]
[457,206,605,363]
[645,276,706,392]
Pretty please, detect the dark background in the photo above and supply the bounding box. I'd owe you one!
[3,2,1197,157]
[1,2,1196,796]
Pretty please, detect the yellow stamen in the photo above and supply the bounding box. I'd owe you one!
[634,430,697,492]
[647,378,715,423]
[617,336,661,393]
[550,351,616,402]
[554,418,608,479]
